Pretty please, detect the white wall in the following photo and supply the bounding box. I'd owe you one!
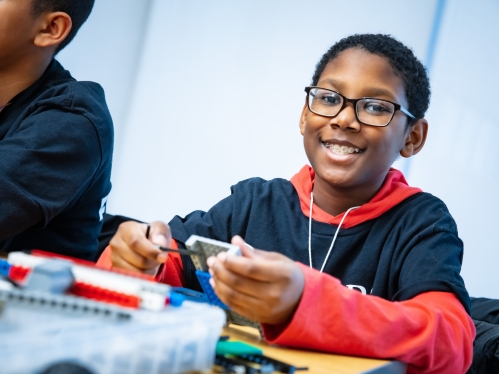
[409,0,499,298]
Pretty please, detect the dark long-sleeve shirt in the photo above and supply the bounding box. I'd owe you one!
[0,60,113,261]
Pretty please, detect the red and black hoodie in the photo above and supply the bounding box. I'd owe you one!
[99,165,475,373]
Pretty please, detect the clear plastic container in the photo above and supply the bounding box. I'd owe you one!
[0,300,225,374]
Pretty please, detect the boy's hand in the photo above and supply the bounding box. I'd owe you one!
[109,220,171,276]
[207,235,305,325]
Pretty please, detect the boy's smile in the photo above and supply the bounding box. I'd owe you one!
[300,48,424,215]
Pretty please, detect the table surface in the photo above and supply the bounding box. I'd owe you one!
[220,325,407,374]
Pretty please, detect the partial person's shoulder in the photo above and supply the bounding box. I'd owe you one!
[39,61,111,121]
[230,176,295,196]
[393,191,459,233]
[28,60,114,149]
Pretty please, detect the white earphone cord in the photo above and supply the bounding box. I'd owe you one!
[308,192,359,273]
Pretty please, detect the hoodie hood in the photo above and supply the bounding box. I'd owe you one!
[290,165,422,229]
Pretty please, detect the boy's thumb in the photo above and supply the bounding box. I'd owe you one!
[231,235,256,258]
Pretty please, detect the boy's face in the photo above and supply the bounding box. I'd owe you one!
[0,0,39,70]
[300,48,414,192]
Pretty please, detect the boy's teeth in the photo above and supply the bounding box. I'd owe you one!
[324,143,361,155]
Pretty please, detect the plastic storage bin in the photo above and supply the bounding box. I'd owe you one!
[0,299,225,374]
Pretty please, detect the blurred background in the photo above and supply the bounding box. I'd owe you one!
[58,0,499,298]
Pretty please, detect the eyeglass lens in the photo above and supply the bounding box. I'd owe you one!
[308,88,395,126]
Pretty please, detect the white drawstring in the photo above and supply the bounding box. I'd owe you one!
[308,192,359,273]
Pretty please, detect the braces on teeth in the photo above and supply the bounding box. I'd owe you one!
[324,143,361,155]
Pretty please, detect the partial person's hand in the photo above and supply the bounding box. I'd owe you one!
[109,220,171,276]
[207,236,305,325]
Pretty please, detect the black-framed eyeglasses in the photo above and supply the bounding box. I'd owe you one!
[304,86,415,127]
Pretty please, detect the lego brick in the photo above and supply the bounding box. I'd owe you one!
[32,249,155,281]
[195,270,230,310]
[0,259,11,277]
[6,252,171,308]
[8,265,30,283]
[24,260,75,294]
[216,341,262,356]
[0,288,132,320]
[170,287,209,305]
[8,252,45,268]
[69,282,141,309]
[195,269,263,334]
[238,353,308,373]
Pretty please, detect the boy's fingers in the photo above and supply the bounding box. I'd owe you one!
[211,260,270,298]
[111,254,159,276]
[118,242,162,270]
[231,235,256,258]
[212,274,262,312]
[110,221,165,263]
[230,235,286,261]
[148,221,171,247]
[222,255,287,282]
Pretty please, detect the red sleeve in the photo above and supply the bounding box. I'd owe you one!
[95,239,186,287]
[262,263,475,374]
[95,245,113,269]
[154,239,185,287]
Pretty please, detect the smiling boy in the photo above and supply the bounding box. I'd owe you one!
[102,34,475,373]
[0,0,113,260]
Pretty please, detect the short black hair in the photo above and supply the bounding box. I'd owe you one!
[312,34,430,122]
[31,0,95,53]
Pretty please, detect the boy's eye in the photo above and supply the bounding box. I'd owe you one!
[316,92,342,106]
[362,100,393,115]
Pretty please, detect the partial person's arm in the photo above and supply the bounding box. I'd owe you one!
[208,237,475,374]
[263,264,475,374]
[0,110,102,240]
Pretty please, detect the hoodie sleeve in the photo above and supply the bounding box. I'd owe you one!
[154,239,185,286]
[262,263,475,374]
[0,109,103,241]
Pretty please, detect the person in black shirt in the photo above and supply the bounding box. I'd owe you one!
[0,0,113,261]
[102,34,475,373]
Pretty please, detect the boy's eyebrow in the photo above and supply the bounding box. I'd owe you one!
[361,87,397,101]
[317,78,343,89]
[317,78,397,101]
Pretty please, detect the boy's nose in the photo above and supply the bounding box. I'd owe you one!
[328,103,361,132]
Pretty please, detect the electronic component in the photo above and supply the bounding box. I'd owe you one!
[184,236,264,334]
[225,310,264,336]
[186,235,241,272]
[214,352,308,374]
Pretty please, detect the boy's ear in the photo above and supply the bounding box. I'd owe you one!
[299,100,308,135]
[33,12,72,49]
[400,118,428,158]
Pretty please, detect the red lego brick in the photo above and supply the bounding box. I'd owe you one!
[69,281,140,309]
[8,265,30,283]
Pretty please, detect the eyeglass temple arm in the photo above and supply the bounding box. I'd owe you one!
[400,106,415,119]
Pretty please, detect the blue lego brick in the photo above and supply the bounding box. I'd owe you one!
[170,287,209,306]
[0,259,11,277]
[195,271,230,310]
